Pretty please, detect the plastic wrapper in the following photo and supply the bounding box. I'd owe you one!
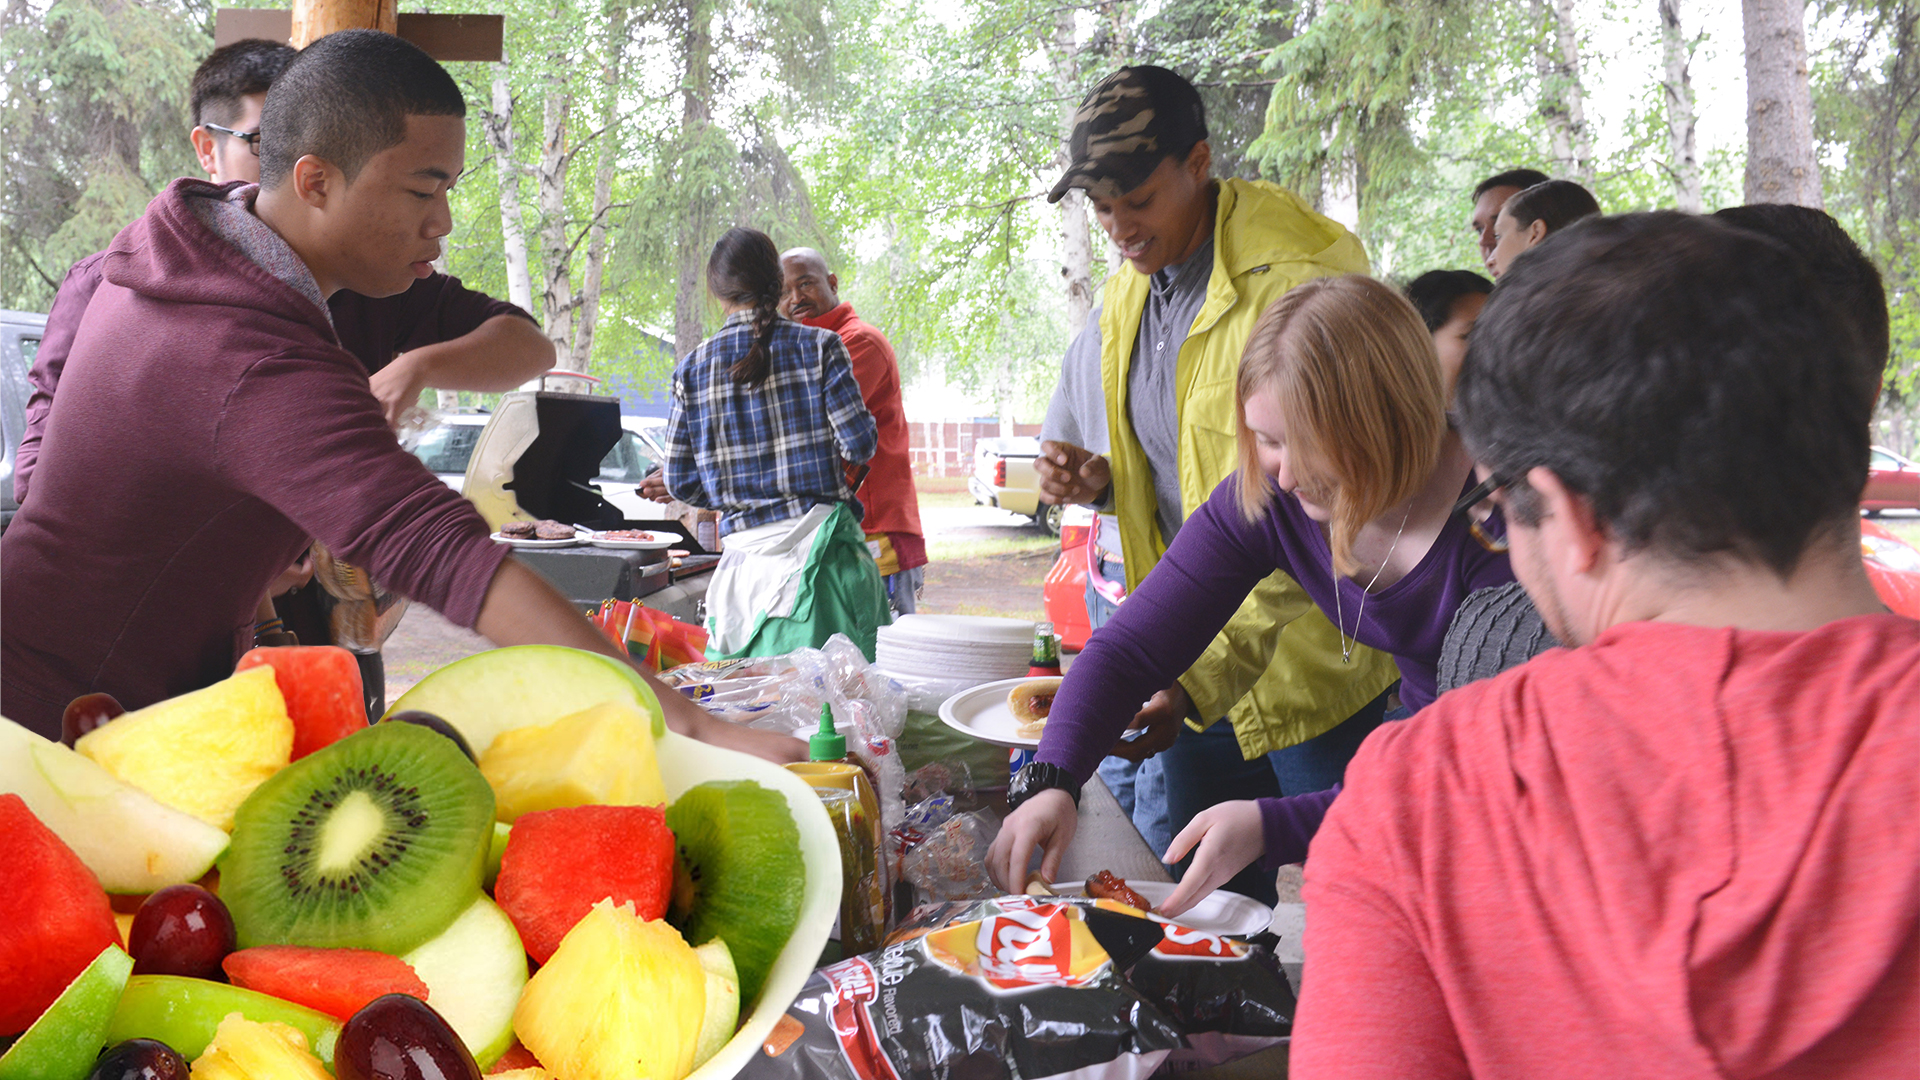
[899,808,998,903]
[659,635,907,742]
[903,760,976,804]
[740,894,1293,1080]
[880,669,985,715]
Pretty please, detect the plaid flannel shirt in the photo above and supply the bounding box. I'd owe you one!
[665,311,877,535]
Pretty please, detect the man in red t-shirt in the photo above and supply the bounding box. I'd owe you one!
[780,248,927,613]
[1291,213,1918,1078]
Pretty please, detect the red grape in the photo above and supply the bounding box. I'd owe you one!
[335,994,480,1080]
[127,884,235,980]
[87,1038,188,1080]
[381,711,476,762]
[61,692,125,745]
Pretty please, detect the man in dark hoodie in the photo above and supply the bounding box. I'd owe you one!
[0,30,802,764]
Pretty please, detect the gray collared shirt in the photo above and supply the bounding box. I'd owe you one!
[1126,237,1215,544]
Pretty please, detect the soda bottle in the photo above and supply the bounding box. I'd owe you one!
[1028,621,1061,678]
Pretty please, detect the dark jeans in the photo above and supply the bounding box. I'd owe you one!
[1158,685,1396,905]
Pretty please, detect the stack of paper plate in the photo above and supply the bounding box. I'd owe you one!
[875,614,1036,683]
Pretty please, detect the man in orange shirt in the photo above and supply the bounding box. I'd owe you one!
[781,248,927,613]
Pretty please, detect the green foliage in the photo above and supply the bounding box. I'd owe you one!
[2,0,205,309]
[1812,0,1917,415]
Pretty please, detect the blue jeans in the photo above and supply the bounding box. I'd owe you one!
[1157,686,1397,905]
[1085,564,1172,858]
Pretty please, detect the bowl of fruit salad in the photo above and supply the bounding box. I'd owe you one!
[0,644,839,1080]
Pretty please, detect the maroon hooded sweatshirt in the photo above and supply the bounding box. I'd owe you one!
[0,179,508,738]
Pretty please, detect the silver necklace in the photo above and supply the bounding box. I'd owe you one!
[1333,503,1413,664]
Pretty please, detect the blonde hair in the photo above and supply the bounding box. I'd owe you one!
[1236,275,1448,576]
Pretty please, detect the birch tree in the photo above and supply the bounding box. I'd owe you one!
[1659,0,1702,211]
[1532,0,1594,183]
[1741,0,1822,206]
[1049,6,1094,335]
[482,67,537,313]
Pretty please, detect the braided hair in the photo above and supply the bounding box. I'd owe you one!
[706,227,784,388]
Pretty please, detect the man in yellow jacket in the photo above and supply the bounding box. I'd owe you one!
[1029,66,1399,903]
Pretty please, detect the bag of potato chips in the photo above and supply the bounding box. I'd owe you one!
[741,895,1293,1080]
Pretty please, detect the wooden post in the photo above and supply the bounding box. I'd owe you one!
[291,0,398,48]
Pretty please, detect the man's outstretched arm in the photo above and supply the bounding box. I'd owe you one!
[474,557,807,765]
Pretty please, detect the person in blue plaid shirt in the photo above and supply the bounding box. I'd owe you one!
[662,226,892,660]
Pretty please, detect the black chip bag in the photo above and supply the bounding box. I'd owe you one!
[741,895,1294,1080]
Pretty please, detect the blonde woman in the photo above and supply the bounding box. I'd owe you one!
[987,275,1514,912]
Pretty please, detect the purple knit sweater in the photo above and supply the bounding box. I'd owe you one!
[1036,475,1513,866]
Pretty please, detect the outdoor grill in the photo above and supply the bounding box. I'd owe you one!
[462,390,717,620]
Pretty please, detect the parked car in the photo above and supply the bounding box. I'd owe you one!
[1863,445,1920,515]
[968,436,1062,535]
[410,411,675,522]
[1862,519,1920,617]
[1042,504,1098,651]
[1,310,47,534]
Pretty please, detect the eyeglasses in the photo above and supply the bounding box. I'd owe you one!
[202,123,261,157]
[1451,471,1511,553]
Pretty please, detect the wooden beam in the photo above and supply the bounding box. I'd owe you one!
[291,0,396,47]
[213,8,504,62]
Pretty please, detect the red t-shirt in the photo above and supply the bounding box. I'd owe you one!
[803,303,923,559]
[1295,615,1920,1079]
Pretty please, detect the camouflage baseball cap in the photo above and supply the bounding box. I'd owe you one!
[1047,66,1209,204]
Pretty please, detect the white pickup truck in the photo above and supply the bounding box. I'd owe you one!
[967,436,1062,535]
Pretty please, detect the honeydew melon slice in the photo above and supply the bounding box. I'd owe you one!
[383,646,664,755]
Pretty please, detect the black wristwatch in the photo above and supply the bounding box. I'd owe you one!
[1008,763,1081,812]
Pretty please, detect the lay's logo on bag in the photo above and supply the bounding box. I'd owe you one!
[922,903,1112,990]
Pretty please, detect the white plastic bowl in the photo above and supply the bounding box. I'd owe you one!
[662,729,841,1080]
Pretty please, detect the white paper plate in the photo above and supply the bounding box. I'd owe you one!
[1050,880,1274,938]
[586,530,677,550]
[489,531,581,548]
[882,614,1036,644]
[937,676,1061,749]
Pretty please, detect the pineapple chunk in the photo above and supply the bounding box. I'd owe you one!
[76,667,292,830]
[513,900,705,1080]
[491,1071,556,1080]
[478,702,665,822]
[190,1013,331,1080]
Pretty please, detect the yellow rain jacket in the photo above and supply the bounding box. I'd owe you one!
[1100,178,1399,758]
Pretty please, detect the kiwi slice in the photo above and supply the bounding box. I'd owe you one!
[218,721,495,956]
[665,780,804,1004]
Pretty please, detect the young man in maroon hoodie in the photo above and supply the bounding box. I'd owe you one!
[1291,213,1917,1077]
[14,38,554,712]
[16,38,552,504]
[0,30,802,764]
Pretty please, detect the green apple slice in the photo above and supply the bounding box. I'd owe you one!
[103,976,340,1066]
[484,821,511,889]
[690,939,741,1072]
[403,896,528,1068]
[0,720,229,893]
[383,645,664,755]
[0,944,132,1080]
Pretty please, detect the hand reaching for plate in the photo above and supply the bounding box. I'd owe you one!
[1158,800,1265,919]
